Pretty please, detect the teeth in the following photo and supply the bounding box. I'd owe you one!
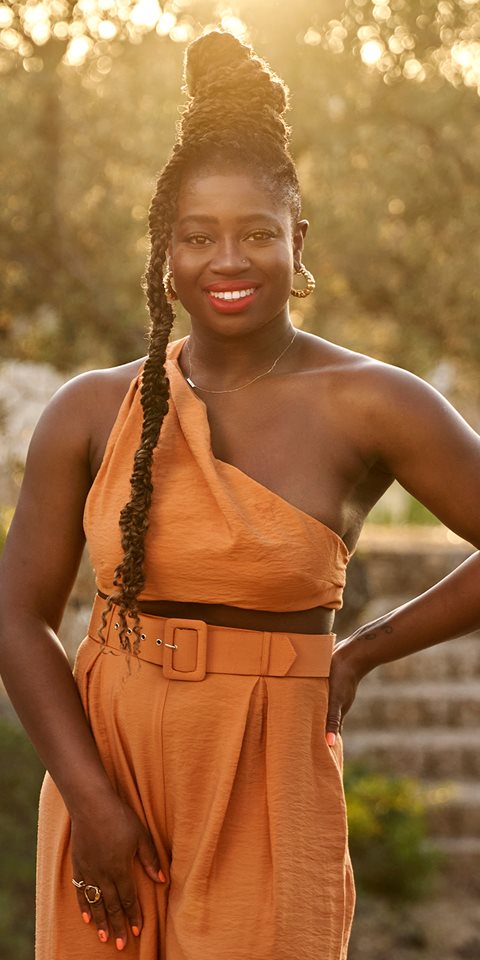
[208,288,256,301]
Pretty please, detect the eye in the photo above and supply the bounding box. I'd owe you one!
[248,230,276,241]
[185,234,211,245]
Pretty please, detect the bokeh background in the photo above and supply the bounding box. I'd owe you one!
[1,1,480,958]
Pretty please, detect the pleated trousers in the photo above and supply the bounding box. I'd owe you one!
[36,630,355,959]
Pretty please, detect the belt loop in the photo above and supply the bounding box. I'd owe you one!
[259,632,271,676]
[104,599,117,642]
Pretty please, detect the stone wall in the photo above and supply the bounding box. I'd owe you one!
[342,528,480,895]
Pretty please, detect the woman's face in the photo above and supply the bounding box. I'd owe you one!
[168,170,308,337]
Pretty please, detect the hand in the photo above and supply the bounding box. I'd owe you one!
[325,636,365,746]
[71,793,167,951]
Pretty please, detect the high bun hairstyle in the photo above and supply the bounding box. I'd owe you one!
[100,29,302,653]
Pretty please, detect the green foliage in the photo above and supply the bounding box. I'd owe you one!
[344,762,441,901]
[1,1,479,415]
[0,719,45,960]
[369,493,440,526]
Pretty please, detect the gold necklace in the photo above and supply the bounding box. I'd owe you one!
[185,329,298,394]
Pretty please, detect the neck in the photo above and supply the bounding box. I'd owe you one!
[185,315,297,390]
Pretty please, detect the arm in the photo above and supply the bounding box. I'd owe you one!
[327,367,480,738]
[0,374,164,946]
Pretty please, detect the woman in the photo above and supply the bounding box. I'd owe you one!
[0,28,480,960]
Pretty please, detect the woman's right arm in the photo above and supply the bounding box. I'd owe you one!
[0,374,165,950]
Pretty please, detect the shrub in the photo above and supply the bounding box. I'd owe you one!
[0,719,45,959]
[344,762,441,901]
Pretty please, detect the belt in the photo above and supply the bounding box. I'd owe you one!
[88,593,335,682]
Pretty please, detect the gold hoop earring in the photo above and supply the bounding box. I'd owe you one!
[290,263,315,298]
[163,268,178,302]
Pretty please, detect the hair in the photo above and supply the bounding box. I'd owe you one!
[100,29,302,653]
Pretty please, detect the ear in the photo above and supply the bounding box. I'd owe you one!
[292,219,309,271]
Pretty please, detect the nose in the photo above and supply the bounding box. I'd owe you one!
[209,239,250,274]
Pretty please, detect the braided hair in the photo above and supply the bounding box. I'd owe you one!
[100,29,302,653]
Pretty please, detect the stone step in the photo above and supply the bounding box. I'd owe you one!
[424,782,480,838]
[357,634,480,682]
[344,729,480,779]
[349,681,480,729]
[432,838,480,894]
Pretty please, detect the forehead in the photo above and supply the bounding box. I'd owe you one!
[175,171,291,227]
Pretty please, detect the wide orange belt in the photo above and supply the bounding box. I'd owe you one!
[88,593,335,682]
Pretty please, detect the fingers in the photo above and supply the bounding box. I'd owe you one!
[325,707,342,747]
[72,867,141,949]
[326,646,360,746]
[72,873,92,927]
[137,827,167,884]
[325,695,343,746]
[86,879,138,950]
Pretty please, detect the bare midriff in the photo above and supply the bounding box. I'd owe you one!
[97,592,336,635]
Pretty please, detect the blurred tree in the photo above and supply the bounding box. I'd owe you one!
[0,1,479,410]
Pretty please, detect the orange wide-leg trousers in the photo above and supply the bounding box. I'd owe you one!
[36,632,355,959]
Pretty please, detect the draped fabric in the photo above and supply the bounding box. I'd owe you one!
[83,337,351,611]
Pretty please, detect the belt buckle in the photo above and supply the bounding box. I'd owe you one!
[162,618,208,681]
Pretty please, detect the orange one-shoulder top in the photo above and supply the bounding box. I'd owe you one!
[83,336,351,612]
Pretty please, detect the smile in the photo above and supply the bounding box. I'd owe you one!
[204,287,260,314]
[207,288,257,300]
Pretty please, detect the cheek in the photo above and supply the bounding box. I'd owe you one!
[171,251,207,293]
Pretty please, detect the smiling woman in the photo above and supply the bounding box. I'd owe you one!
[2,23,480,960]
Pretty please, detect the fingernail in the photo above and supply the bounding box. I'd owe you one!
[132,925,140,937]
[326,732,336,747]
[116,937,126,951]
[158,869,167,882]
[82,912,91,924]
[98,930,108,943]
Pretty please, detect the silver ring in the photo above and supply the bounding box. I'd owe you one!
[71,878,85,889]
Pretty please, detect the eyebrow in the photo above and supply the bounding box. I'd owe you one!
[177,213,281,228]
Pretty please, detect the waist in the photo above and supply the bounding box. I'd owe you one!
[89,593,335,681]
[96,591,335,635]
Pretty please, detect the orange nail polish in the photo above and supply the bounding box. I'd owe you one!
[116,937,126,951]
[158,869,167,882]
[326,732,336,747]
[132,925,140,936]
[82,912,91,924]
[98,930,108,943]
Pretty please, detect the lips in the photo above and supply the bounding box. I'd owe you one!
[204,287,260,314]
[203,281,261,293]
[201,278,261,313]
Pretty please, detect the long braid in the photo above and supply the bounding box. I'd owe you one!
[98,155,184,653]
[98,30,302,654]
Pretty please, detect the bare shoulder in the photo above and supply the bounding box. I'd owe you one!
[51,356,146,412]
[31,356,147,476]
[299,330,459,419]
[298,330,480,473]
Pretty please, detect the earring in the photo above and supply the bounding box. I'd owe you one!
[163,268,178,302]
[290,263,315,298]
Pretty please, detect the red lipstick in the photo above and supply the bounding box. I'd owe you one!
[203,280,261,314]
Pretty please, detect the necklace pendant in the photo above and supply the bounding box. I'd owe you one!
[186,376,196,388]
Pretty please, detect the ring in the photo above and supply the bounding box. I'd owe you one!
[84,884,103,904]
[71,878,85,889]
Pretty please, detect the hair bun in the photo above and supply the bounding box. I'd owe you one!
[183,29,288,118]
[184,30,251,98]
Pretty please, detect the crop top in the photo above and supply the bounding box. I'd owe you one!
[83,336,351,611]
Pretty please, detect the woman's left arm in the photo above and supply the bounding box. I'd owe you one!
[326,366,480,739]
